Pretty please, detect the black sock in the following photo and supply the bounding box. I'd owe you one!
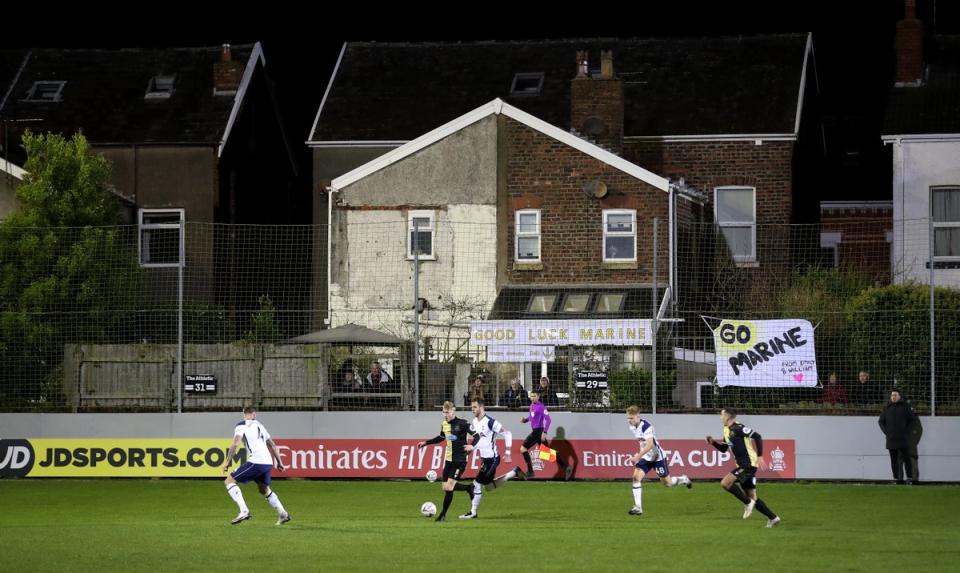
[726,484,751,504]
[523,451,532,471]
[754,499,777,519]
[454,482,473,499]
[440,490,454,517]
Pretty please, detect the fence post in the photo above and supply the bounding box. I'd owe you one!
[652,218,658,415]
[413,220,421,412]
[929,216,936,417]
[176,219,184,414]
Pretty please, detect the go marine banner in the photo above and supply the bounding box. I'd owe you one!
[1,438,794,480]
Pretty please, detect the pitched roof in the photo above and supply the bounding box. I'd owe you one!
[330,99,669,192]
[287,323,407,344]
[0,45,260,161]
[310,35,810,143]
[883,36,960,137]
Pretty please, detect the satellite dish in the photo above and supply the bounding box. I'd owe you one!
[583,180,608,199]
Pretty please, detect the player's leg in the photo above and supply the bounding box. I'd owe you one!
[256,471,290,525]
[889,449,904,483]
[738,470,759,518]
[521,431,539,477]
[437,462,465,521]
[899,447,913,484]
[745,482,778,524]
[486,462,524,491]
[721,470,753,508]
[225,464,252,523]
[656,459,691,489]
[629,466,646,515]
[463,457,498,518]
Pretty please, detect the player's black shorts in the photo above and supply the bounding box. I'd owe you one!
[442,460,466,481]
[732,466,758,489]
[475,456,500,485]
[522,428,544,449]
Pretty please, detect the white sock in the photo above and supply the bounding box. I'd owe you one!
[680,475,690,485]
[264,488,287,515]
[226,484,248,514]
[632,482,643,510]
[471,482,482,513]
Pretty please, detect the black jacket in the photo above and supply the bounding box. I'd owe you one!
[878,400,916,450]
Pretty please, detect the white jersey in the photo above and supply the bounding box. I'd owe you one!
[234,419,274,465]
[630,419,664,462]
[471,415,512,458]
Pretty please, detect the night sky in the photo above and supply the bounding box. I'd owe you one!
[5,0,958,203]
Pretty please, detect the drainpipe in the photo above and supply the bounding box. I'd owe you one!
[326,186,337,327]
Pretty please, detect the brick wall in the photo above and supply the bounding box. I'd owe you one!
[499,116,669,286]
[570,77,624,155]
[821,206,893,284]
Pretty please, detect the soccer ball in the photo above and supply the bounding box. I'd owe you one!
[425,470,438,482]
[420,501,437,517]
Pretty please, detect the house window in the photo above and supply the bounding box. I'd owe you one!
[560,293,591,313]
[527,294,557,313]
[715,186,756,262]
[407,210,435,259]
[145,74,176,99]
[932,187,960,260]
[602,209,636,262]
[138,209,184,268]
[595,293,626,313]
[24,81,66,102]
[515,209,541,262]
[820,232,842,267]
[510,73,544,96]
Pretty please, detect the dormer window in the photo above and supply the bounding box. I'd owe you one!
[145,74,176,99]
[510,73,544,96]
[24,81,66,102]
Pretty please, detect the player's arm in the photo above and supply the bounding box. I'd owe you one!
[464,427,479,452]
[744,428,765,469]
[705,435,729,452]
[493,420,513,461]
[542,410,552,437]
[418,430,445,449]
[222,434,243,472]
[630,431,655,462]
[266,438,287,472]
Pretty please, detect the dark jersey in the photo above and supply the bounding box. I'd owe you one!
[712,422,763,469]
[426,417,473,463]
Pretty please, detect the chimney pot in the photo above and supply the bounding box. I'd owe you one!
[576,50,589,78]
[600,50,614,79]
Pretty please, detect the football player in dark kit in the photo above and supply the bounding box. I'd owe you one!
[418,401,476,522]
[706,407,781,528]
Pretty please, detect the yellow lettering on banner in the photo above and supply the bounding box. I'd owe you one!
[559,329,568,340]
[580,328,593,340]
[595,329,605,339]
[627,328,636,340]
[606,328,615,339]
[22,439,242,478]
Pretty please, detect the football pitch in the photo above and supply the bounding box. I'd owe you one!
[1,479,957,572]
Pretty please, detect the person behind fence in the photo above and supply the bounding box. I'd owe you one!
[818,372,848,405]
[853,370,881,406]
[464,374,487,405]
[878,388,916,485]
[337,370,360,392]
[366,361,393,392]
[501,380,528,409]
[537,376,560,407]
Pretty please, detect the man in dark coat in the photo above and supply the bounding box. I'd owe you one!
[878,388,916,484]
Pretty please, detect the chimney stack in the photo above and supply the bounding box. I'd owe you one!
[895,0,923,86]
[213,43,243,95]
[570,50,625,155]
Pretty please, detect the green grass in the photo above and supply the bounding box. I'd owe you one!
[1,480,958,572]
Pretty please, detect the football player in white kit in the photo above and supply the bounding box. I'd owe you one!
[626,405,691,516]
[459,398,524,519]
[222,406,291,525]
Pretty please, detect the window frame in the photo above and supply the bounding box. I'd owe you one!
[24,80,66,102]
[138,208,185,268]
[407,210,436,260]
[714,186,757,263]
[602,209,637,262]
[932,186,960,262]
[514,209,541,263]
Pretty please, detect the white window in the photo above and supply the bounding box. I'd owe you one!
[138,209,184,268]
[407,210,435,259]
[602,209,636,262]
[24,81,66,102]
[145,74,176,99]
[932,187,960,261]
[715,186,756,262]
[515,209,541,262]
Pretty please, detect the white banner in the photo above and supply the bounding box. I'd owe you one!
[470,320,652,347]
[710,318,818,388]
[485,346,556,363]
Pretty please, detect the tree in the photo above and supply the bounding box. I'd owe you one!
[0,132,143,410]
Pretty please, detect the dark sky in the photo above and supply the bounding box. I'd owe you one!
[5,0,957,201]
